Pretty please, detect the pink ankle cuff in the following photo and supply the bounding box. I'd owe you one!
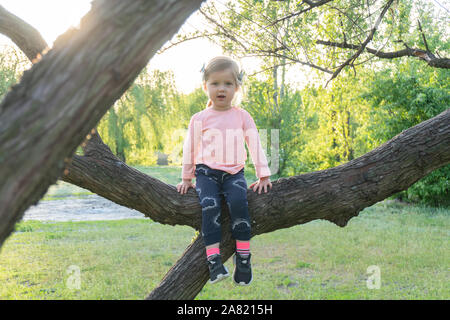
[206,247,220,257]
[236,241,250,250]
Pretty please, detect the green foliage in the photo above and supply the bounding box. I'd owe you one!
[361,61,450,206]
[241,75,305,177]
[164,88,207,166]
[401,166,450,207]
[97,67,186,165]
[0,46,30,99]
[363,69,449,142]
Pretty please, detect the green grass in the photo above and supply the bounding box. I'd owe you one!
[1,200,448,300]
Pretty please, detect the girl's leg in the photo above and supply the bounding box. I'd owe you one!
[195,165,229,283]
[222,169,253,285]
[222,169,251,243]
[195,166,223,253]
[235,240,250,258]
[205,242,220,259]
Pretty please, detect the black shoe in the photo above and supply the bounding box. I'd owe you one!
[207,254,229,284]
[233,253,252,286]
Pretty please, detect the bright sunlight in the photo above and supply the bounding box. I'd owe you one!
[0,0,311,93]
[0,0,233,93]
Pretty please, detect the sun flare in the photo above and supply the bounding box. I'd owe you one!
[1,0,92,46]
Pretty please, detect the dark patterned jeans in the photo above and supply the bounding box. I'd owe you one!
[194,164,251,246]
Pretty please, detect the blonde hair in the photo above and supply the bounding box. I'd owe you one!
[201,56,244,108]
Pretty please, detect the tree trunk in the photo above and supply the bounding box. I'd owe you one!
[0,0,205,247]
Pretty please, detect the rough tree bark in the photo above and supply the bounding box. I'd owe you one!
[0,0,205,246]
[1,1,449,300]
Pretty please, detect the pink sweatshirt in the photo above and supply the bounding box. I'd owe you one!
[182,106,271,180]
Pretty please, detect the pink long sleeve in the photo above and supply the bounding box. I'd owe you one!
[181,115,200,180]
[180,106,271,180]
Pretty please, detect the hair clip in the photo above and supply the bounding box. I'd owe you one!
[200,63,206,73]
[237,70,245,82]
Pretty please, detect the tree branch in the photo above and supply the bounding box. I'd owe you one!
[0,0,206,247]
[316,39,450,69]
[326,0,395,86]
[63,109,450,237]
[0,5,48,61]
[268,0,334,27]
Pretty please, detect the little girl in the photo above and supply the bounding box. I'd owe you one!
[176,56,272,286]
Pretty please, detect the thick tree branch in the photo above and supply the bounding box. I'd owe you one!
[0,0,205,247]
[316,39,450,69]
[60,108,450,236]
[62,129,201,229]
[0,5,48,61]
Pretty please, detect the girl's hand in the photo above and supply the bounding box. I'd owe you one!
[249,176,272,194]
[177,179,196,195]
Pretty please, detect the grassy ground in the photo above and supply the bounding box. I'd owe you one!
[1,200,448,299]
[1,165,448,299]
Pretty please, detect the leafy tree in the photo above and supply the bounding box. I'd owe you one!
[361,59,450,206]
[242,75,305,177]
[97,67,182,165]
[0,46,29,99]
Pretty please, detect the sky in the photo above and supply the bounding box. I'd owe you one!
[0,0,277,94]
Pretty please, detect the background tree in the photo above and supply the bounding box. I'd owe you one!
[361,59,450,205]
[97,68,181,165]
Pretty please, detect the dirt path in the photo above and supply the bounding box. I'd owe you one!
[23,195,145,221]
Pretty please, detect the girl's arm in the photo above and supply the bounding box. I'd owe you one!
[181,115,201,180]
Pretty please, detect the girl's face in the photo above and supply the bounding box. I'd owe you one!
[203,68,239,110]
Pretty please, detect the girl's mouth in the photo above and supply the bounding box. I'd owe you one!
[217,95,225,99]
